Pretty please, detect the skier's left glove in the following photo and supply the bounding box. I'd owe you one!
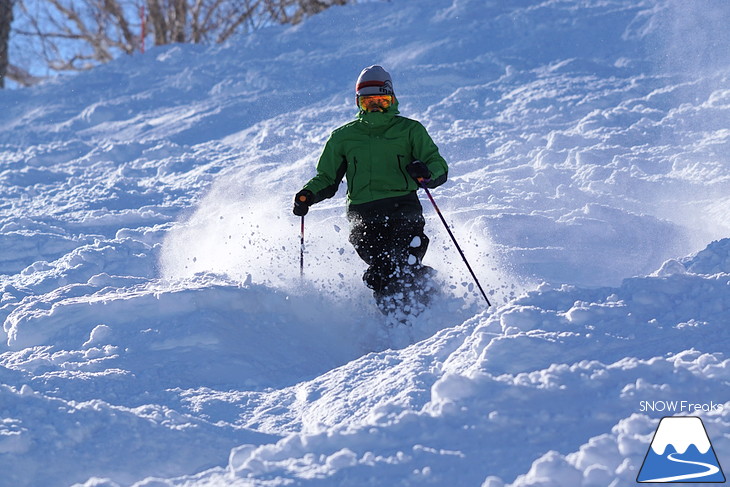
[293,189,314,216]
[406,160,431,184]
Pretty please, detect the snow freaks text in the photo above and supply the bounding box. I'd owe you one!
[639,401,725,413]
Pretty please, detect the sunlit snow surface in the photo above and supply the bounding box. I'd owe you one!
[1,0,729,486]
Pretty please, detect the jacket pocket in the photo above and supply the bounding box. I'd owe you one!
[396,154,411,190]
[347,156,358,194]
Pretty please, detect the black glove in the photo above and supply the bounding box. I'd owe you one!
[293,189,314,216]
[406,160,431,183]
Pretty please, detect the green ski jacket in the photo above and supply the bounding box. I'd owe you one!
[303,101,448,208]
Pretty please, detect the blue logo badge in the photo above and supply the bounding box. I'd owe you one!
[637,416,726,483]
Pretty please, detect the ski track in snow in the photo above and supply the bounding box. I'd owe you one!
[1,0,729,486]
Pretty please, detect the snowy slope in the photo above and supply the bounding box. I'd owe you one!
[1,0,729,486]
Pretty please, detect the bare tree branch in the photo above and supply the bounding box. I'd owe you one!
[6,62,43,86]
[10,0,362,78]
[103,0,137,53]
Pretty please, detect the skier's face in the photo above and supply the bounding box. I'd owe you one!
[358,95,393,112]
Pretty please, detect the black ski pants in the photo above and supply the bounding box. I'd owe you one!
[347,193,430,298]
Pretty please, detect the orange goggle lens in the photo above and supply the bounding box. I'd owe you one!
[358,95,393,112]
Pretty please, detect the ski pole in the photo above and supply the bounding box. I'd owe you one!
[299,215,305,277]
[418,179,491,307]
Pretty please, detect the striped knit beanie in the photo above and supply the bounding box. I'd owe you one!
[355,65,395,97]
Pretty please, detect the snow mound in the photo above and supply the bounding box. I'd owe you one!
[121,239,730,487]
[683,238,730,275]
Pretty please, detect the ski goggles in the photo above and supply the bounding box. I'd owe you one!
[358,94,394,112]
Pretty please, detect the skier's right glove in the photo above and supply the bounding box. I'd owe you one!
[406,160,432,184]
[293,189,314,216]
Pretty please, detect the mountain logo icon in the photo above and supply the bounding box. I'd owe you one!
[637,416,726,483]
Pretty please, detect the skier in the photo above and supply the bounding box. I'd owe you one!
[293,65,448,315]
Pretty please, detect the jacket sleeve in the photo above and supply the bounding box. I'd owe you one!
[411,121,448,189]
[302,134,347,204]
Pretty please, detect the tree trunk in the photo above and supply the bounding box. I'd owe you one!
[0,0,13,88]
[171,0,187,43]
[147,0,169,45]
